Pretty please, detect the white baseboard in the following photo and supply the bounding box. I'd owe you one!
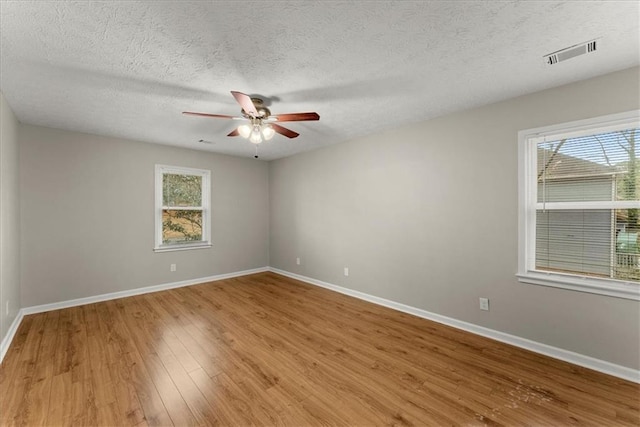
[269,267,640,384]
[0,266,268,363]
[0,309,25,363]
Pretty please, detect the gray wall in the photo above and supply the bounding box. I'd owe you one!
[0,91,21,342]
[20,125,269,307]
[269,66,640,370]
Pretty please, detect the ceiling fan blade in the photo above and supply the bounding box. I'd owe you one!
[183,111,236,119]
[272,123,299,139]
[231,91,258,117]
[227,129,240,137]
[271,112,320,122]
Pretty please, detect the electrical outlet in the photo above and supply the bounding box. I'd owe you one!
[296,257,301,265]
[170,264,177,272]
[344,267,349,277]
[479,298,490,311]
[5,300,8,316]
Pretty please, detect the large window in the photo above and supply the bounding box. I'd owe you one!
[154,165,211,252]
[518,111,640,300]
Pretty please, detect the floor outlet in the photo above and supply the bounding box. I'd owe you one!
[170,264,177,272]
[479,298,490,311]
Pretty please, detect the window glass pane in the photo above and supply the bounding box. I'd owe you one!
[162,209,203,244]
[163,174,202,207]
[615,208,640,282]
[537,128,639,203]
[536,209,639,281]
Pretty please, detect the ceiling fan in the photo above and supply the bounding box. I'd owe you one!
[183,91,320,148]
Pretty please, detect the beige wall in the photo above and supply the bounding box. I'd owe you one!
[19,125,269,307]
[0,91,21,342]
[269,67,640,370]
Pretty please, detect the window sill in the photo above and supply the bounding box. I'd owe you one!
[517,271,639,301]
[154,243,212,253]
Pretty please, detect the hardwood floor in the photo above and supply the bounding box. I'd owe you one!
[1,272,638,426]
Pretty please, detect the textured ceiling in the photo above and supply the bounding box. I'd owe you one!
[1,1,638,160]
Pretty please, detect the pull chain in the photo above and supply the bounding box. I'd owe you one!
[542,137,547,212]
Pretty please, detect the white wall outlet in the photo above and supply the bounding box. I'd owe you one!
[296,257,301,265]
[5,300,8,316]
[170,263,177,272]
[344,267,349,277]
[479,297,490,311]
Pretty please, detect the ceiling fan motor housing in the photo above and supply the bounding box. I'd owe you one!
[243,98,271,118]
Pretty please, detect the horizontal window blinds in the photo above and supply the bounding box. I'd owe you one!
[534,127,639,282]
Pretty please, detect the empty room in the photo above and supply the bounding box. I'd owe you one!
[1,1,639,426]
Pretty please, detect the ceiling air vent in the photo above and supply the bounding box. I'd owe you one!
[544,39,599,65]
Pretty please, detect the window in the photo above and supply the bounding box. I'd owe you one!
[154,165,211,252]
[518,111,640,300]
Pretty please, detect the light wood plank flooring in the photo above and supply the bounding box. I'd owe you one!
[1,272,638,426]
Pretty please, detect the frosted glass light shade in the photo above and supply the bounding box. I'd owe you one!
[250,128,262,144]
[238,124,251,138]
[262,124,275,140]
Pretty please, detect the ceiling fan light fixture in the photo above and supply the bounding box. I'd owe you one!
[238,124,251,138]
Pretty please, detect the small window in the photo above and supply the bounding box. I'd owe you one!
[154,165,211,252]
[518,111,640,300]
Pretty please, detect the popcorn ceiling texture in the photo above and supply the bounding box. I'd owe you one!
[0,1,638,160]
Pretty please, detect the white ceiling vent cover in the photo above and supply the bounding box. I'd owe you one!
[544,39,599,65]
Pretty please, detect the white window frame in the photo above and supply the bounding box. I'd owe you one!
[154,164,211,252]
[517,110,640,300]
